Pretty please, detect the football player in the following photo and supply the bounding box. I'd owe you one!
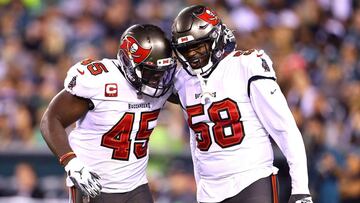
[40,24,176,203]
[171,5,313,203]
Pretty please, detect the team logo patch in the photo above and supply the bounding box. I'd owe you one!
[196,7,220,26]
[68,76,77,90]
[120,35,152,64]
[105,83,118,97]
[261,58,270,72]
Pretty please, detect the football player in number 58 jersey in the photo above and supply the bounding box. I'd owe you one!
[171,5,313,203]
[40,24,176,203]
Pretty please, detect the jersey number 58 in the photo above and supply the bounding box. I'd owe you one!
[186,98,245,151]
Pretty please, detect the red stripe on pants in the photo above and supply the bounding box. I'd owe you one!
[271,174,279,203]
[70,186,76,203]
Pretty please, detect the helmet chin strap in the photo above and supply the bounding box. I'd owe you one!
[192,59,214,76]
[176,39,221,77]
[192,38,222,76]
[196,73,215,104]
[192,48,223,77]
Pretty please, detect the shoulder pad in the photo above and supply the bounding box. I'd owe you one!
[64,58,115,99]
[232,49,256,57]
[235,49,277,79]
[173,66,192,93]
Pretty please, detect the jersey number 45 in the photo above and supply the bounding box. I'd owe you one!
[101,110,160,160]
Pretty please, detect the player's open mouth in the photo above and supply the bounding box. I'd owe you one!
[190,58,201,68]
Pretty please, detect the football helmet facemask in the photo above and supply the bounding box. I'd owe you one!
[117,24,176,97]
[172,5,236,76]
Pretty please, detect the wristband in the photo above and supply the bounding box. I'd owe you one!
[59,151,76,166]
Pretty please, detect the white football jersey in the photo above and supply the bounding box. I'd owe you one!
[174,50,309,202]
[63,58,171,193]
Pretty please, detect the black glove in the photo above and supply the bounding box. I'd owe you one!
[288,194,313,203]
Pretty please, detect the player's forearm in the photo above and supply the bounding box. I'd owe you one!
[283,130,310,194]
[250,79,310,194]
[40,110,73,160]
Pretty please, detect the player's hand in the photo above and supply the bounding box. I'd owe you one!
[65,157,102,198]
[288,194,313,203]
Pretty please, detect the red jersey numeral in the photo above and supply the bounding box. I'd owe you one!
[186,98,245,151]
[80,58,109,76]
[134,110,160,159]
[101,110,160,160]
[186,105,211,151]
[101,113,134,160]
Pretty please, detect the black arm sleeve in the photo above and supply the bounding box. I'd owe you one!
[167,93,180,104]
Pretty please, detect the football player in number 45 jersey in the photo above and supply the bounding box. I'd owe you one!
[171,5,313,203]
[40,24,176,203]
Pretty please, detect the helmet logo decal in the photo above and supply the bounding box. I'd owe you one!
[157,57,172,66]
[177,35,195,44]
[195,7,219,26]
[120,35,151,64]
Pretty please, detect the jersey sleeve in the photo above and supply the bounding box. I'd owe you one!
[247,49,276,78]
[173,66,185,94]
[64,61,100,99]
[241,49,277,97]
[249,72,310,195]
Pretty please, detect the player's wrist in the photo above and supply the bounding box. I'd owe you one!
[60,152,77,167]
[64,157,83,172]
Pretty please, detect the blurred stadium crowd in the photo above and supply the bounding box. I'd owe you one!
[0,0,359,202]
